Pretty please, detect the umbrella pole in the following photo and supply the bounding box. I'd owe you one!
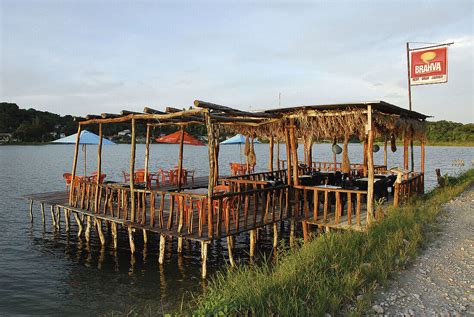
[239,143,242,164]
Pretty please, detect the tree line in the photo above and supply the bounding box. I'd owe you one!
[1,102,472,145]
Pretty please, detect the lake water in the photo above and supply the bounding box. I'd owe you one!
[0,144,472,315]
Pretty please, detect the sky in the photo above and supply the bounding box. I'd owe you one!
[1,0,473,123]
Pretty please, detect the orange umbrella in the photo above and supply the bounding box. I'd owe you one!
[155,131,205,146]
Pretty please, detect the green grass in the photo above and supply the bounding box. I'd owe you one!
[190,169,474,316]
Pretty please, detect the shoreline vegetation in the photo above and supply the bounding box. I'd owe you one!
[1,102,473,146]
[183,169,474,316]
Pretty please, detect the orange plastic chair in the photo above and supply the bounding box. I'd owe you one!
[63,173,72,191]
[122,171,131,182]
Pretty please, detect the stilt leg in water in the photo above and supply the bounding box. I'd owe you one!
[177,237,183,253]
[142,229,148,244]
[29,200,33,222]
[227,236,235,267]
[74,212,83,237]
[50,205,57,228]
[128,226,135,254]
[158,234,166,264]
[40,203,45,225]
[96,218,105,246]
[111,222,118,249]
[201,241,208,279]
[55,206,61,230]
[85,216,91,242]
[64,209,70,232]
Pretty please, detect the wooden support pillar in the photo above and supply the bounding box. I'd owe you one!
[128,225,135,254]
[85,216,91,242]
[158,234,166,264]
[302,221,309,242]
[383,137,388,167]
[289,219,296,247]
[56,206,61,229]
[95,123,103,212]
[130,118,136,223]
[227,236,235,267]
[306,136,313,168]
[269,136,274,172]
[249,229,256,257]
[201,241,208,279]
[205,112,215,237]
[74,212,83,237]
[289,119,299,185]
[276,139,280,170]
[366,105,375,225]
[177,126,185,191]
[144,124,151,188]
[284,127,292,185]
[40,203,45,224]
[421,140,425,174]
[69,124,82,204]
[64,209,70,232]
[111,222,118,249]
[96,218,105,246]
[29,200,33,222]
[177,237,183,253]
[50,205,56,228]
[273,223,278,248]
[363,140,368,177]
[403,132,409,170]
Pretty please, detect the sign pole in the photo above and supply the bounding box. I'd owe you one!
[406,42,414,171]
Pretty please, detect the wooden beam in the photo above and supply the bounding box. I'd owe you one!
[130,118,136,223]
[144,124,151,189]
[143,107,166,114]
[100,113,122,119]
[194,100,273,118]
[289,119,299,186]
[69,124,82,203]
[205,112,215,237]
[95,123,103,212]
[269,136,274,172]
[177,126,185,191]
[366,105,374,225]
[85,114,102,120]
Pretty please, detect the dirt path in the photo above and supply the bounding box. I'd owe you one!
[369,185,474,316]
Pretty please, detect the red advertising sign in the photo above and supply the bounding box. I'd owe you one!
[410,46,448,86]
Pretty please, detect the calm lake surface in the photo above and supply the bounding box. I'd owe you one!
[0,144,472,315]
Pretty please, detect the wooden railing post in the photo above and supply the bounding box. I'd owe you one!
[129,118,136,223]
[94,123,103,212]
[69,124,82,204]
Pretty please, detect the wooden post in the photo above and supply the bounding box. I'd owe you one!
[159,234,166,264]
[144,124,151,188]
[302,221,309,242]
[227,236,235,267]
[205,112,215,237]
[56,206,60,229]
[50,205,56,228]
[366,105,375,224]
[269,136,274,172]
[40,203,45,224]
[64,209,70,232]
[273,223,278,248]
[383,137,388,167]
[421,140,425,174]
[276,139,280,170]
[289,119,299,185]
[96,218,105,246]
[363,140,368,177]
[143,229,148,244]
[111,222,118,249]
[284,126,292,186]
[289,219,295,247]
[177,126,185,192]
[94,123,103,214]
[403,132,409,170]
[177,237,183,253]
[128,226,135,254]
[69,125,82,204]
[85,216,91,242]
[306,136,313,167]
[249,229,256,257]
[74,212,83,237]
[201,241,208,278]
[29,200,33,222]
[130,118,136,223]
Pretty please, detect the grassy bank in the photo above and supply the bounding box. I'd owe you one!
[190,169,474,316]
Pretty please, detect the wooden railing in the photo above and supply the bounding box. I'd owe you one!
[278,160,387,175]
[393,173,424,207]
[224,169,288,182]
[69,179,290,239]
[294,185,368,228]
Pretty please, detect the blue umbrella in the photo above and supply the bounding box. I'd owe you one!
[221,134,260,163]
[53,130,115,175]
